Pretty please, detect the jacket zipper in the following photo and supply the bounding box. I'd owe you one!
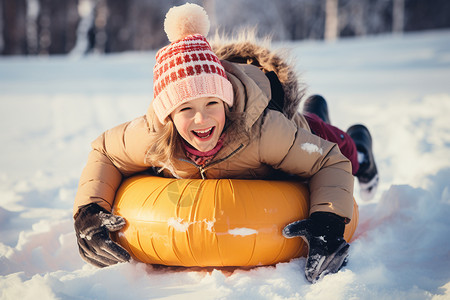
[179,143,245,179]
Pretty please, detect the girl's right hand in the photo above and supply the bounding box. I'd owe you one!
[74,203,131,267]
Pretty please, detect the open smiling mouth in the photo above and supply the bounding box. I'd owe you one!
[192,127,214,139]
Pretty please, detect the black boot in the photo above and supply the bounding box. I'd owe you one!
[347,124,379,201]
[303,95,331,124]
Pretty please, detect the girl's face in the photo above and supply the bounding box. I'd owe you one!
[171,97,226,152]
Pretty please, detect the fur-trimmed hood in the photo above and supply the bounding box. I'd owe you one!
[211,32,306,119]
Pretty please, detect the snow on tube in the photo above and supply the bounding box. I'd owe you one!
[111,175,358,267]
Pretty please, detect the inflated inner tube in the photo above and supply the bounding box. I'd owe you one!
[111,175,358,267]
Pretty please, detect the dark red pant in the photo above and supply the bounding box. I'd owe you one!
[304,113,359,175]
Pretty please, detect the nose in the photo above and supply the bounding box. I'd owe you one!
[194,110,207,124]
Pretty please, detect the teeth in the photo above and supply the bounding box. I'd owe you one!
[194,128,212,134]
[193,127,213,139]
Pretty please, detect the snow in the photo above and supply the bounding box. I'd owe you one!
[301,143,323,155]
[228,228,258,237]
[1,30,450,299]
[167,217,192,232]
[167,218,216,232]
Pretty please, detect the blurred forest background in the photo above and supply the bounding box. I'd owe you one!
[1,0,450,56]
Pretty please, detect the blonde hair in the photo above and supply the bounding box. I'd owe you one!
[146,118,181,168]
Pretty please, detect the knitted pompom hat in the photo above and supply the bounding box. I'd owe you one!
[152,3,234,124]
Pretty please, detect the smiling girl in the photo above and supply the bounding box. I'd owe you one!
[73,3,378,283]
[172,97,225,152]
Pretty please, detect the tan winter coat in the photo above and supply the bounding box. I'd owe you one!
[74,41,354,220]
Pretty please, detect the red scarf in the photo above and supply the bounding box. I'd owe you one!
[182,134,226,166]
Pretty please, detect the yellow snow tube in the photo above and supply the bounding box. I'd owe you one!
[111,175,358,267]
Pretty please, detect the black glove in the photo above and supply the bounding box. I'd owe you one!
[74,203,131,267]
[283,212,350,283]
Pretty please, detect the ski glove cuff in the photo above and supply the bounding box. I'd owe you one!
[74,203,131,267]
[283,212,350,283]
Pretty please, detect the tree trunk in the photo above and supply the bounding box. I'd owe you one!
[38,0,79,54]
[203,0,216,34]
[325,0,338,40]
[104,0,129,53]
[393,0,405,33]
[2,0,28,55]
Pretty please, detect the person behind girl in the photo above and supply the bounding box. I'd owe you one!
[73,3,378,283]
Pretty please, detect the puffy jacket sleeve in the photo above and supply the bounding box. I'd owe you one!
[259,110,354,220]
[73,116,153,217]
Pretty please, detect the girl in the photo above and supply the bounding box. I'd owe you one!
[73,3,378,283]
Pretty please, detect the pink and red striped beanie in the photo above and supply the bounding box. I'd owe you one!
[152,3,233,124]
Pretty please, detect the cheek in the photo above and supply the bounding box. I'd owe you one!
[172,116,190,138]
[215,107,226,131]
[218,112,226,131]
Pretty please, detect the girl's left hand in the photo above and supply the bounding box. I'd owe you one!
[283,212,350,283]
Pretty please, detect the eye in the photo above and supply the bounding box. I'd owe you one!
[207,101,219,106]
[179,106,191,112]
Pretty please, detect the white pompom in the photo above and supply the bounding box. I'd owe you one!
[164,3,210,42]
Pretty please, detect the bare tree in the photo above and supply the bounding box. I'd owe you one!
[338,0,367,37]
[404,0,450,31]
[325,0,338,40]
[366,0,393,35]
[2,0,450,55]
[37,0,79,54]
[0,1,2,52]
[128,0,176,51]
[103,0,129,52]
[213,0,288,40]
[203,0,216,34]
[2,0,28,54]
[393,0,405,33]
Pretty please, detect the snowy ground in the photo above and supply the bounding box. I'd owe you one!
[1,30,450,299]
